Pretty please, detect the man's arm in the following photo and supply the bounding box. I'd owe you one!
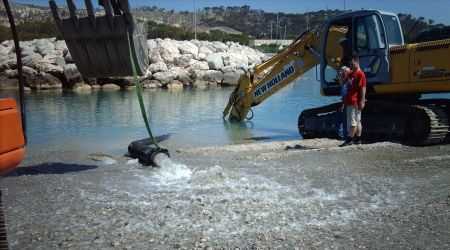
[359,86,366,110]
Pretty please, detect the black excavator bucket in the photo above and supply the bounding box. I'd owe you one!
[49,0,149,78]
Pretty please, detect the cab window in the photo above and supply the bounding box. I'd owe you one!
[355,15,386,51]
[381,14,403,46]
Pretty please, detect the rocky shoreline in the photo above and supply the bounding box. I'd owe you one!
[0,38,267,92]
[2,139,450,249]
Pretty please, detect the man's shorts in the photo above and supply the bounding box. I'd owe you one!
[346,105,361,130]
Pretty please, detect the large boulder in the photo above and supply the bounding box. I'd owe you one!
[73,82,92,92]
[63,64,82,83]
[0,76,19,90]
[171,67,191,84]
[55,40,67,52]
[39,72,62,90]
[166,80,184,90]
[102,83,121,90]
[64,51,74,63]
[212,41,228,52]
[197,45,215,60]
[21,53,43,68]
[146,40,158,52]
[43,53,63,63]
[177,41,198,56]
[198,45,214,56]
[148,49,163,63]
[34,39,55,57]
[223,53,249,67]
[188,59,209,71]
[204,70,224,83]
[37,60,64,76]
[148,61,168,73]
[4,69,17,78]
[192,79,209,89]
[247,53,263,65]
[174,54,193,67]
[1,40,12,47]
[54,56,66,67]
[22,66,62,90]
[141,79,162,89]
[0,58,16,71]
[153,71,176,84]
[0,46,9,57]
[222,69,244,86]
[206,53,224,70]
[20,46,35,57]
[193,70,223,83]
[159,40,180,63]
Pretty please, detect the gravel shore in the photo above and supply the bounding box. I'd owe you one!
[1,139,450,249]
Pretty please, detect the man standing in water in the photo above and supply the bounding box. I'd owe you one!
[341,54,366,146]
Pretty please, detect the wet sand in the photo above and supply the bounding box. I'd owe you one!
[1,139,450,249]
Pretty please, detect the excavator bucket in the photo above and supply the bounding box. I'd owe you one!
[49,0,149,77]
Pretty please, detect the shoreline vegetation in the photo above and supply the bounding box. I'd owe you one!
[0,38,267,92]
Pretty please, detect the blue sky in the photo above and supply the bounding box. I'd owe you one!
[16,0,450,25]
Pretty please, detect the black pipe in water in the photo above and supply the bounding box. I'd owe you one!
[128,138,169,166]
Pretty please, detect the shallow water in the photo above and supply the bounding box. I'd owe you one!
[0,71,336,153]
[1,70,449,154]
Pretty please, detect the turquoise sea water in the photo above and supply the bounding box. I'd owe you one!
[2,70,449,154]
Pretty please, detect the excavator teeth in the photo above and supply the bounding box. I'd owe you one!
[66,0,79,28]
[48,0,149,77]
[84,0,96,27]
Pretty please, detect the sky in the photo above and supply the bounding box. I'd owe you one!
[15,0,450,25]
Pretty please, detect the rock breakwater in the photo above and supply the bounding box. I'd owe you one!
[0,38,267,91]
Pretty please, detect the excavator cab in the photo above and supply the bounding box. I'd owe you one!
[320,10,404,96]
[49,0,149,78]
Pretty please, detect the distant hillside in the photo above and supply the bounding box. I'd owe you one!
[0,3,449,43]
[0,2,50,26]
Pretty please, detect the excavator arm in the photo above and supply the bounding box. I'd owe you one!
[223,30,323,121]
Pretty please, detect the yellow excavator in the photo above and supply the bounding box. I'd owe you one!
[223,10,450,145]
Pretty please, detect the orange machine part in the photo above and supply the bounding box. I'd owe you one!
[0,98,25,175]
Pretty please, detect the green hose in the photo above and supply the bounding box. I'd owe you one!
[127,36,159,148]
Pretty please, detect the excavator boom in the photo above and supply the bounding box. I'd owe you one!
[223,30,322,121]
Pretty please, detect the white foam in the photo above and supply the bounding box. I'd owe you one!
[151,154,192,184]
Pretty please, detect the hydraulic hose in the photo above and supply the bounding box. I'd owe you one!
[127,35,159,148]
[3,0,27,144]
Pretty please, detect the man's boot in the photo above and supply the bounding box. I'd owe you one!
[353,136,362,145]
[340,137,354,147]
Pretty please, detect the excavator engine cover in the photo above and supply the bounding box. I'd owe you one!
[49,0,149,77]
[0,98,25,175]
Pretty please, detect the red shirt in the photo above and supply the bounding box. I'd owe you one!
[344,68,366,106]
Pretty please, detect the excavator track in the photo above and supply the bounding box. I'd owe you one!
[298,99,450,146]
